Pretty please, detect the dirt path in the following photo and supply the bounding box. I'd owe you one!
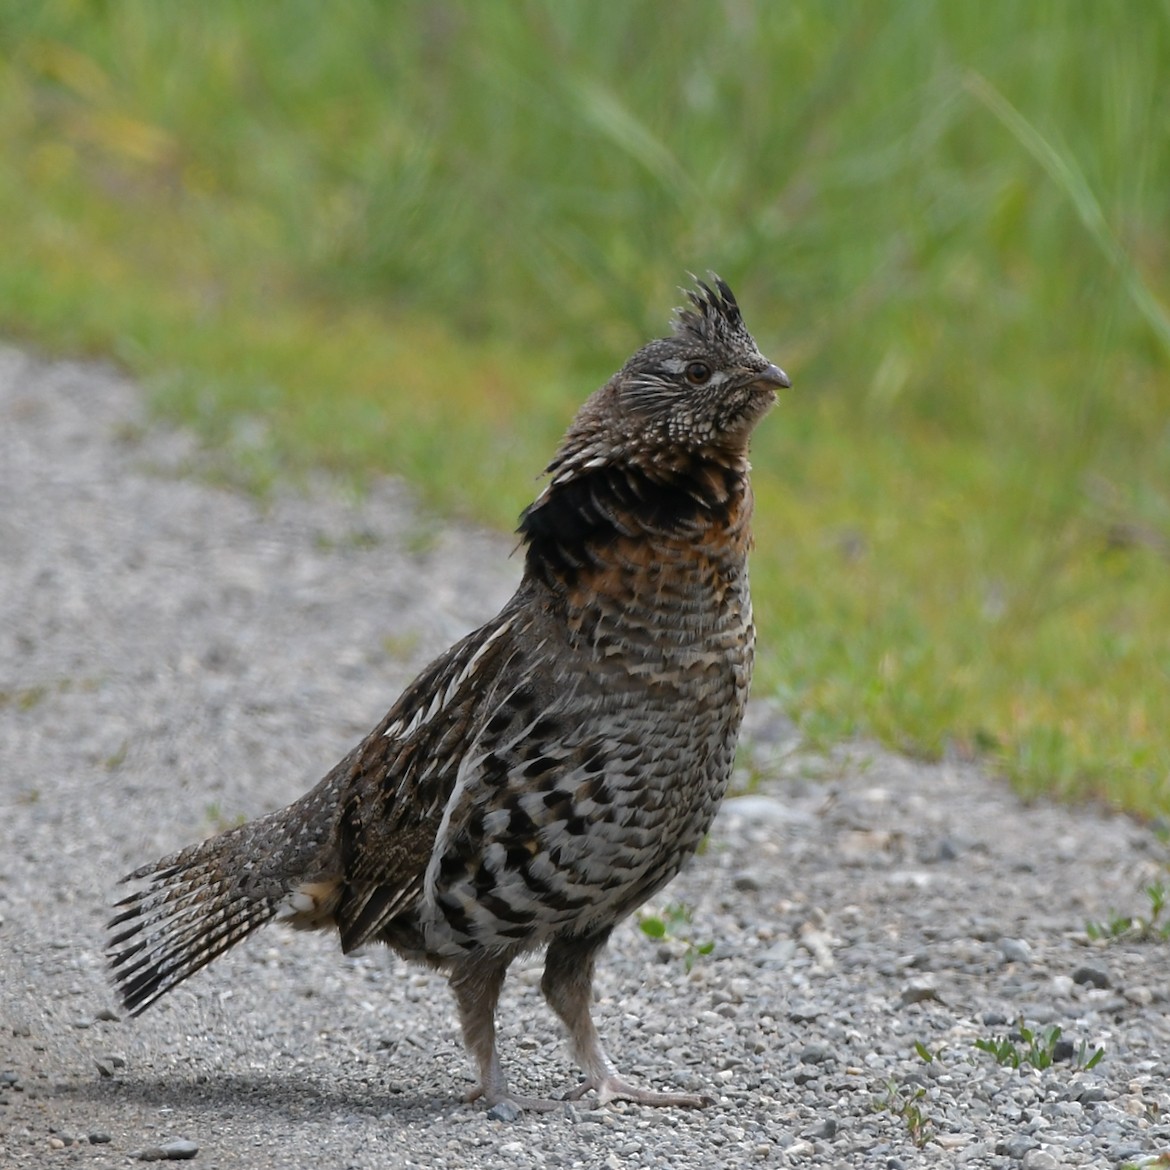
[1,348,1167,1168]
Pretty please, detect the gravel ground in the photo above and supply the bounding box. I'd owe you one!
[2,346,1169,1169]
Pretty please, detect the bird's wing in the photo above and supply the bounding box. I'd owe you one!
[331,601,536,951]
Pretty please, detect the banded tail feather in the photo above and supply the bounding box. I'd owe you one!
[106,826,280,1015]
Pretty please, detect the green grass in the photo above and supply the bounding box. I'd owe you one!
[0,2,1167,813]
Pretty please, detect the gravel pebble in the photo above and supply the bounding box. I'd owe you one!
[133,1141,199,1162]
[1000,937,1033,964]
[899,978,941,1005]
[485,1101,523,1123]
[1071,963,1111,989]
[1022,1150,1062,1170]
[3,350,1170,1169]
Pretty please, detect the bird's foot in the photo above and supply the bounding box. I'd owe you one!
[564,1075,714,1109]
[464,1085,565,1118]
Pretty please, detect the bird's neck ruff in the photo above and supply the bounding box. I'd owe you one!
[517,452,752,589]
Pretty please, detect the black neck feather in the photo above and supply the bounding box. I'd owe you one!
[517,459,745,587]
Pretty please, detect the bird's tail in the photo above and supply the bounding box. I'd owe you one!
[106,818,282,1015]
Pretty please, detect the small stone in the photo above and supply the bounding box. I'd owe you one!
[0,1071,18,1086]
[1071,964,1110,989]
[935,1135,969,1150]
[801,1118,837,1139]
[899,979,941,1005]
[1095,995,1128,1013]
[49,1137,65,1150]
[95,1059,114,1078]
[93,1007,120,1022]
[1110,1145,1146,1165]
[720,795,799,826]
[934,836,959,861]
[896,951,932,971]
[798,1043,833,1065]
[1021,1002,1062,1025]
[733,873,762,892]
[1051,1038,1076,1064]
[11,1023,31,1038]
[157,1141,198,1160]
[1000,938,1032,964]
[982,1010,1008,1027]
[757,939,798,966]
[1022,1150,1061,1170]
[997,1135,1037,1159]
[1050,974,1076,997]
[486,1100,523,1123]
[958,1142,994,1164]
[89,1133,113,1145]
[787,1003,821,1023]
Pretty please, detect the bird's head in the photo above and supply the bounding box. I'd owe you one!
[550,275,789,481]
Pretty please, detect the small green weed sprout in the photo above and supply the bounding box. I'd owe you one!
[872,1079,934,1148]
[1086,881,1170,942]
[639,902,716,972]
[975,1022,1103,1071]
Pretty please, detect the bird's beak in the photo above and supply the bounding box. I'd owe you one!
[754,363,791,390]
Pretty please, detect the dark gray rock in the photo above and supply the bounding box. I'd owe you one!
[1071,964,1111,989]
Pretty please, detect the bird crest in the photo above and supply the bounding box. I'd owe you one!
[671,275,748,350]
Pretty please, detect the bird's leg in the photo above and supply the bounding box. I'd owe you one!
[541,933,714,1108]
[449,951,559,1113]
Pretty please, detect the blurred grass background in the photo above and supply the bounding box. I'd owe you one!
[0,1,1167,814]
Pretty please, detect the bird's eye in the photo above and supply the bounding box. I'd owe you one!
[685,361,713,385]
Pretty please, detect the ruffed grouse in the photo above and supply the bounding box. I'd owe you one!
[108,276,790,1113]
